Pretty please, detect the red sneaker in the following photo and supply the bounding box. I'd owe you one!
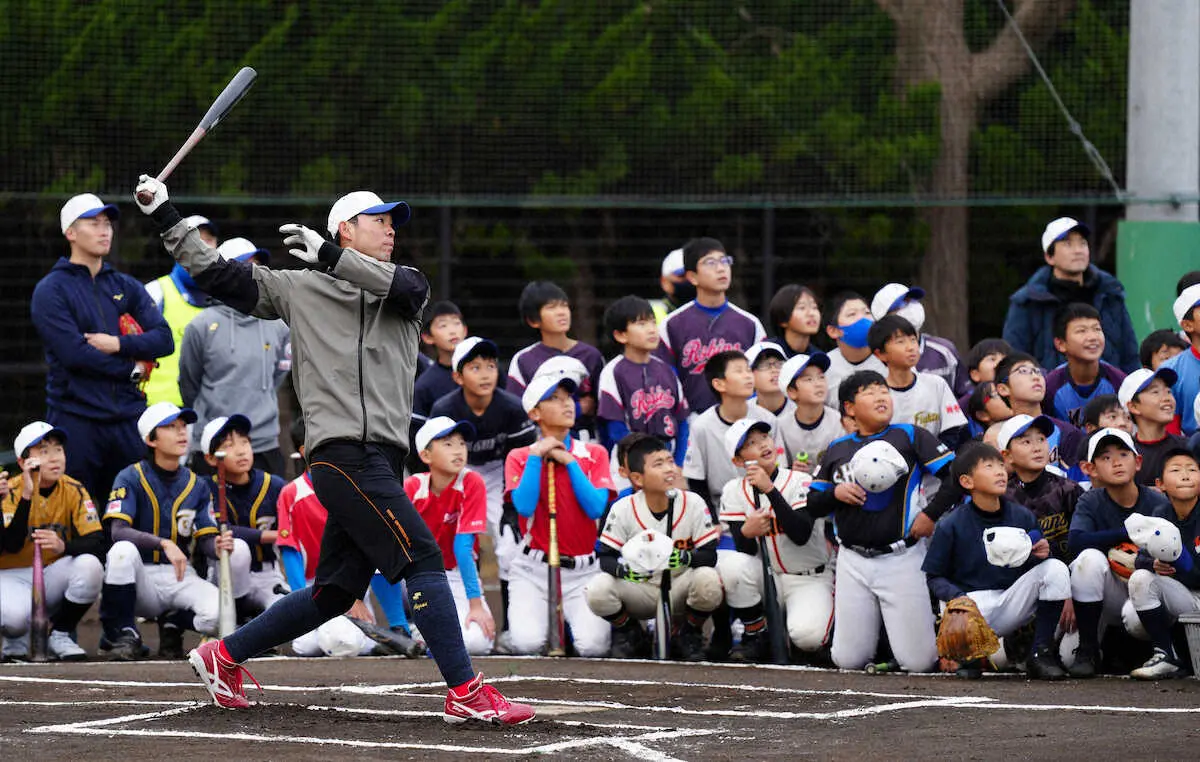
[444,673,536,726]
[187,640,261,710]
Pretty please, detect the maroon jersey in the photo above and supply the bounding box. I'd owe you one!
[657,300,766,413]
[507,341,604,400]
[597,354,688,440]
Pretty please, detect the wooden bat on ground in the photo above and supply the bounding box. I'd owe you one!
[135,66,257,205]
[752,481,790,665]
[28,467,49,663]
[214,451,237,638]
[546,460,566,657]
[655,488,678,661]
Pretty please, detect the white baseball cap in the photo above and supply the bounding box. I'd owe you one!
[521,374,578,413]
[777,351,831,395]
[414,416,475,453]
[996,414,1055,452]
[451,336,499,373]
[60,193,119,234]
[661,248,685,277]
[200,414,251,455]
[137,402,198,443]
[744,341,787,369]
[531,356,589,385]
[216,237,270,264]
[1086,427,1138,462]
[983,526,1034,568]
[1041,216,1090,254]
[1118,367,1178,408]
[1173,284,1200,325]
[870,283,925,321]
[326,191,412,238]
[14,421,67,459]
[723,418,772,461]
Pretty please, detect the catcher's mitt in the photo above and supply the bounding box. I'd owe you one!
[1107,541,1139,580]
[936,596,999,666]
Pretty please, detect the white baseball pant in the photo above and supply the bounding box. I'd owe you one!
[105,540,221,635]
[965,559,1070,638]
[717,550,834,652]
[443,567,495,656]
[585,566,723,619]
[206,539,287,611]
[507,551,610,657]
[830,542,938,673]
[0,555,104,636]
[1127,568,1200,617]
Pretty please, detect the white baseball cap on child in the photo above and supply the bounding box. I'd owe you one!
[414,416,475,453]
[137,402,198,443]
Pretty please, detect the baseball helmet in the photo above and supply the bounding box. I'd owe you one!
[983,526,1033,568]
[620,528,676,575]
[317,617,364,657]
[532,356,589,385]
[849,440,908,493]
[1125,514,1183,563]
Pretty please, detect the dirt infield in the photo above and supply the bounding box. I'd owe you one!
[1,653,1198,761]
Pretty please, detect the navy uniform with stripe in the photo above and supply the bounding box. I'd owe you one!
[203,469,287,613]
[100,460,224,637]
[807,424,954,672]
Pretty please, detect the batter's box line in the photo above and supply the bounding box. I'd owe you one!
[24,703,720,761]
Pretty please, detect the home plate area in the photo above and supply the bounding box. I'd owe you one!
[2,658,1199,761]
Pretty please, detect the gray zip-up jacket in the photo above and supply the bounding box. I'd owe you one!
[155,204,429,456]
[179,303,290,455]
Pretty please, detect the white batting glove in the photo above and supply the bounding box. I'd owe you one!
[279,223,325,265]
[135,174,168,214]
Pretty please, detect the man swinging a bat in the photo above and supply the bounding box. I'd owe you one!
[135,177,535,724]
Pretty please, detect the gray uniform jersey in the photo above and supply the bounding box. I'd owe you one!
[823,349,887,410]
[683,404,781,498]
[889,372,967,437]
[775,407,846,468]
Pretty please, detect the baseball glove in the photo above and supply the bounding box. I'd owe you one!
[118,313,157,391]
[936,596,999,667]
[1107,541,1139,580]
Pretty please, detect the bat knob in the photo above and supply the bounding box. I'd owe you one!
[136,190,153,205]
[665,488,679,500]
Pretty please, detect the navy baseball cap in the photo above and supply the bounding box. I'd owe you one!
[201,414,252,455]
[451,336,499,373]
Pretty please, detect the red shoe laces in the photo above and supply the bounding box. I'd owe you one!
[215,650,262,694]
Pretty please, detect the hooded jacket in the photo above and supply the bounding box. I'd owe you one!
[156,204,428,456]
[31,258,173,421]
[179,303,290,455]
[1002,264,1139,373]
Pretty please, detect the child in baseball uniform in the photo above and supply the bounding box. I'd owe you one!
[199,415,287,625]
[922,442,1070,680]
[1139,329,1187,371]
[870,282,968,397]
[412,301,468,428]
[504,374,614,656]
[995,353,1084,469]
[821,291,886,406]
[508,281,604,436]
[747,341,792,418]
[99,402,234,660]
[1161,284,1200,434]
[1066,428,1169,677]
[957,338,1012,413]
[1118,368,1186,487]
[598,295,690,461]
[775,352,844,471]
[1127,447,1200,679]
[587,436,721,661]
[657,238,767,414]
[720,419,833,662]
[767,284,822,359]
[807,370,955,672]
[429,336,537,631]
[406,417,496,655]
[868,314,968,448]
[0,422,104,661]
[1042,304,1126,427]
[998,415,1082,563]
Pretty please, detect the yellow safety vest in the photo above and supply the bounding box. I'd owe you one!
[143,275,205,406]
[651,298,669,324]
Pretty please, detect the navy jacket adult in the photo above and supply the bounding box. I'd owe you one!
[31,257,173,421]
[1002,265,1139,373]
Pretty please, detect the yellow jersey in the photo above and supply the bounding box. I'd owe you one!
[1,474,102,569]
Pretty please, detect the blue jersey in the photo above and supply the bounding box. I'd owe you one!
[1149,500,1200,589]
[1068,484,1168,556]
[103,460,217,564]
[809,424,954,547]
[1164,347,1200,434]
[922,499,1042,598]
[206,468,284,570]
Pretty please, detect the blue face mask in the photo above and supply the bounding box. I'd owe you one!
[839,317,873,349]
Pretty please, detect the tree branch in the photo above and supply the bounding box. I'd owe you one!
[970,0,1075,102]
[875,0,903,24]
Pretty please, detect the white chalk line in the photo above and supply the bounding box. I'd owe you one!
[303,704,668,730]
[0,699,195,708]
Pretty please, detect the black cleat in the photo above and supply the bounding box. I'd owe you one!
[100,627,147,662]
[1025,647,1066,681]
[729,630,768,664]
[955,658,985,679]
[673,622,707,663]
[1067,643,1097,678]
[610,622,650,659]
[350,618,425,658]
[157,620,185,660]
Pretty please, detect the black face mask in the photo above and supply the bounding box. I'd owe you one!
[670,278,697,307]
